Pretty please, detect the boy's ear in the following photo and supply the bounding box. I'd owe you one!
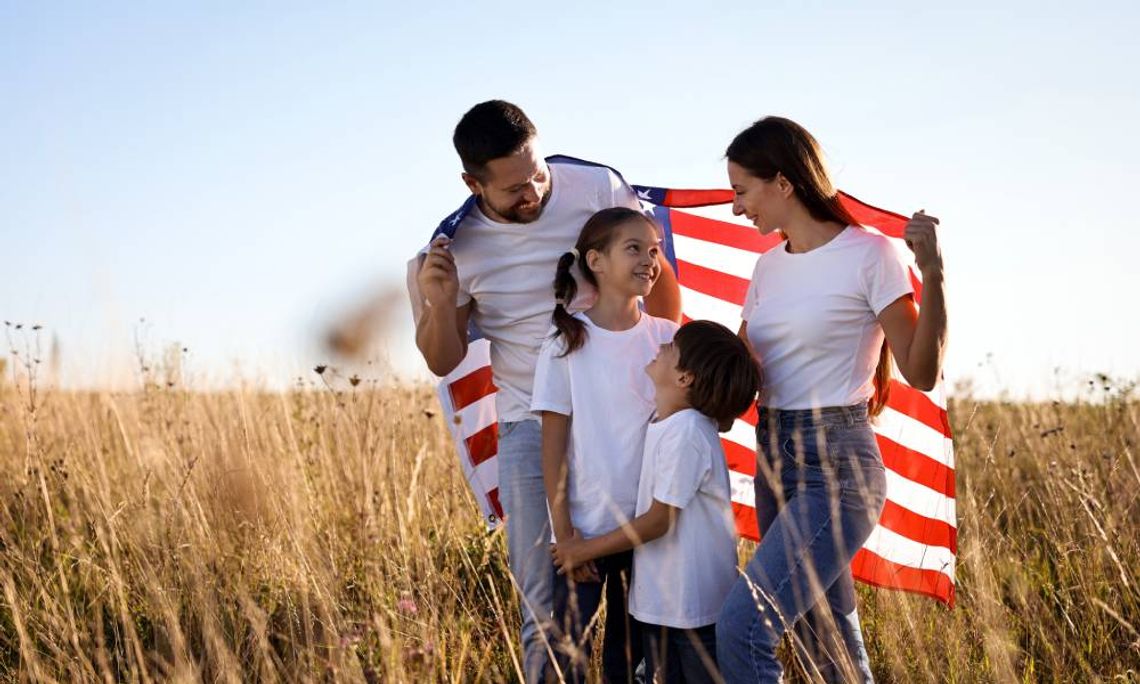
[677,370,694,389]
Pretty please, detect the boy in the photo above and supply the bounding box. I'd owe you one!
[552,320,761,682]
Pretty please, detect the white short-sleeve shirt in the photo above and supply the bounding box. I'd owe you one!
[530,312,679,537]
[446,162,643,423]
[629,408,738,629]
[742,226,914,410]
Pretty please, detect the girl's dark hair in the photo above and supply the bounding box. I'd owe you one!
[674,320,761,432]
[552,207,657,355]
[727,116,893,416]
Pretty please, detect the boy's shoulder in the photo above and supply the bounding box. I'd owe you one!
[654,409,719,446]
[648,411,722,483]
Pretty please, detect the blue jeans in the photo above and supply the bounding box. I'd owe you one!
[550,550,643,684]
[498,419,554,683]
[643,622,720,683]
[717,403,886,683]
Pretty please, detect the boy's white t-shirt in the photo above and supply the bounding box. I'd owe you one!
[629,408,737,629]
[530,312,679,538]
[742,225,914,410]
[446,162,643,423]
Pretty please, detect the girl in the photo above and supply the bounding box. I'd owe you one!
[715,117,947,683]
[531,206,680,683]
[552,320,761,683]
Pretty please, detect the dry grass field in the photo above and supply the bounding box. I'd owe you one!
[1,343,1138,681]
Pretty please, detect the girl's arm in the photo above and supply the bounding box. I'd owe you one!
[540,411,575,542]
[552,500,677,574]
[541,412,600,582]
[879,211,947,391]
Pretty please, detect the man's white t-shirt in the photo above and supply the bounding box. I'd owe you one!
[530,312,679,538]
[447,162,643,423]
[629,408,737,629]
[742,226,914,410]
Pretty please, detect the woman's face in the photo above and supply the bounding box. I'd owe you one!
[728,160,785,235]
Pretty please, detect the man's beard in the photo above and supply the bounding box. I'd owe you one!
[484,184,552,224]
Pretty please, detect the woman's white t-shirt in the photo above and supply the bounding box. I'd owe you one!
[530,312,679,537]
[629,408,737,629]
[742,226,914,410]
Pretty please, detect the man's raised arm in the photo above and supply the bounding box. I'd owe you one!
[412,236,471,376]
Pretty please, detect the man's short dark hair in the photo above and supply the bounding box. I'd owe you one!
[674,320,762,432]
[453,100,537,179]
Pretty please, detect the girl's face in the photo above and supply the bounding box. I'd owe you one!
[728,160,789,235]
[587,219,661,298]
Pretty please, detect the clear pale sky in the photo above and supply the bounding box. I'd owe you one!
[3,2,1137,398]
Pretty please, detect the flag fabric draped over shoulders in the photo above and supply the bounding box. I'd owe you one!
[425,168,957,608]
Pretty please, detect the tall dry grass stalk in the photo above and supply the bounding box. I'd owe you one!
[0,365,1138,681]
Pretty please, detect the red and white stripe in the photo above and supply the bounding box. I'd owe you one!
[436,339,503,524]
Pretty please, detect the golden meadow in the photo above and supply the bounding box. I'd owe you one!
[0,334,1137,682]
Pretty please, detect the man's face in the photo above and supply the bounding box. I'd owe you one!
[464,142,552,224]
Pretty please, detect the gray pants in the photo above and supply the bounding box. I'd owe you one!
[498,420,553,682]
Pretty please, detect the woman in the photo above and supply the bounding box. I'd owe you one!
[714,117,947,683]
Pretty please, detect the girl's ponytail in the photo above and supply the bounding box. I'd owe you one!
[552,250,587,355]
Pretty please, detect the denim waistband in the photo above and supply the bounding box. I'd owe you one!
[756,402,870,429]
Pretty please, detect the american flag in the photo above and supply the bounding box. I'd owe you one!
[429,178,956,608]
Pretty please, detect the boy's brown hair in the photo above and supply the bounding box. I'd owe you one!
[674,320,761,432]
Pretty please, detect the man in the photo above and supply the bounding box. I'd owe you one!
[410,100,681,681]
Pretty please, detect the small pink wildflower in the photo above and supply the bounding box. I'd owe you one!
[397,594,418,615]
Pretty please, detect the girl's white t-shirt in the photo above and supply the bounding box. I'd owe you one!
[530,312,679,538]
[743,226,914,410]
[629,408,737,629]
